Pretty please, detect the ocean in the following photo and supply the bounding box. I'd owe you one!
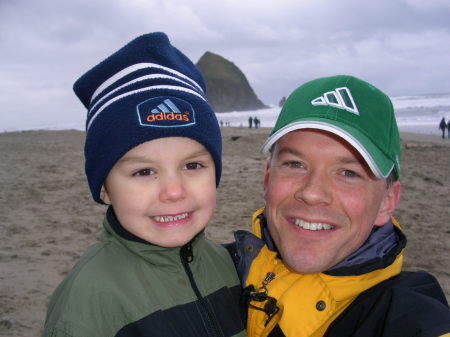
[217,93,450,136]
[2,93,450,135]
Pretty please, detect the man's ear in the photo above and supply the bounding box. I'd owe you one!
[101,185,111,205]
[263,157,272,193]
[374,181,401,226]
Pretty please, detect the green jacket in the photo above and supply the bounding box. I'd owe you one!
[43,207,246,337]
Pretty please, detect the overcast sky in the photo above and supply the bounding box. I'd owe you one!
[1,0,449,130]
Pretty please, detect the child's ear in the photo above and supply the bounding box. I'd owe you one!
[101,186,111,205]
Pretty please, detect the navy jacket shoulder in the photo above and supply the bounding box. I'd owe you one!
[324,270,450,337]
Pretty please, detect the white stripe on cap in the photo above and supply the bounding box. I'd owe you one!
[91,62,204,103]
[89,73,199,115]
[86,85,206,131]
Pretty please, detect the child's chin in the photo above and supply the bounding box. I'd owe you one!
[155,235,197,248]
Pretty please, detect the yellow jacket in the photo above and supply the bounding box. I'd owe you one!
[231,208,450,337]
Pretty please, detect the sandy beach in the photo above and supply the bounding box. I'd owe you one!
[1,127,449,337]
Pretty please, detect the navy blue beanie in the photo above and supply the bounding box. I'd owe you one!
[73,32,222,204]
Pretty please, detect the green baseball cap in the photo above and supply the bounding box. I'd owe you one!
[261,75,401,179]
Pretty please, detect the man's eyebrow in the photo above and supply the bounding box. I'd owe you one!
[276,146,303,157]
[276,146,364,165]
[339,157,362,165]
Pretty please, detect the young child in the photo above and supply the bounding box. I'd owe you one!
[43,32,246,337]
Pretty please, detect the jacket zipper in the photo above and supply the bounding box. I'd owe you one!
[180,242,222,337]
[247,267,289,336]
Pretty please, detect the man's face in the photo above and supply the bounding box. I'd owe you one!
[103,137,216,248]
[263,129,400,273]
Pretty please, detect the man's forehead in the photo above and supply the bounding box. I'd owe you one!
[275,129,356,150]
[273,129,368,164]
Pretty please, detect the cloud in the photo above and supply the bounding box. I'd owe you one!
[0,0,449,130]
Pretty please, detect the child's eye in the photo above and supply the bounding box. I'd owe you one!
[183,162,204,170]
[133,168,155,176]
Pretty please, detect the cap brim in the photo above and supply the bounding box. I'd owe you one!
[261,119,395,179]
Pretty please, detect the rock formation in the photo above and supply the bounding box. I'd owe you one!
[196,51,267,112]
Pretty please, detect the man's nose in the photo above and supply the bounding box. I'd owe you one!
[294,170,332,205]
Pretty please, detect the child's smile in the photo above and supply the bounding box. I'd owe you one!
[153,212,190,224]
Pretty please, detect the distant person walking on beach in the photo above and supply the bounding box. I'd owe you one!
[248,116,253,128]
[439,117,446,139]
[254,116,260,128]
[447,119,450,139]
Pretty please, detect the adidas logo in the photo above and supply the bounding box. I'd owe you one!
[151,98,183,115]
[311,87,359,115]
[137,97,195,127]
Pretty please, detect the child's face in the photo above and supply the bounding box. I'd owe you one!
[102,137,216,247]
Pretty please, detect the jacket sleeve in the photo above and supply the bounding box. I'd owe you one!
[324,271,450,337]
[43,321,97,337]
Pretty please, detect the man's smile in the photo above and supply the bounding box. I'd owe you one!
[293,218,335,231]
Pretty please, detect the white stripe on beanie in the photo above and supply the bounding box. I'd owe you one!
[88,73,201,115]
[91,62,204,103]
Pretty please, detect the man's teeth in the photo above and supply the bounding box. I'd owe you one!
[154,213,189,222]
[294,219,334,231]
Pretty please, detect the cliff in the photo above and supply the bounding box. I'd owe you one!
[196,51,267,112]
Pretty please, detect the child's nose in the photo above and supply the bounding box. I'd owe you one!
[159,174,187,202]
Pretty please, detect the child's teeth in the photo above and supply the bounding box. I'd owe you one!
[154,213,188,222]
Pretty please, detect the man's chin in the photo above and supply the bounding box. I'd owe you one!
[280,251,333,274]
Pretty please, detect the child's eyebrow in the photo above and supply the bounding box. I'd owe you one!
[117,156,152,163]
[185,149,211,158]
[118,149,211,163]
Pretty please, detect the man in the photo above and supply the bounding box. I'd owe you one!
[229,75,450,336]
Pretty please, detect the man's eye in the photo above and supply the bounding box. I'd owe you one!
[284,161,304,169]
[133,168,154,176]
[342,170,359,178]
[183,162,204,170]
